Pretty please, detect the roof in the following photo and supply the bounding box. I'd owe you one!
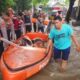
[73,0,80,7]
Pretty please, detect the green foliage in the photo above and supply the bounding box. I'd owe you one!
[32,0,41,6]
[7,0,15,6]
[0,0,49,13]
[40,0,49,6]
[0,0,15,13]
[32,0,49,7]
[64,0,69,6]
[15,0,32,11]
[16,0,49,11]
[0,0,6,12]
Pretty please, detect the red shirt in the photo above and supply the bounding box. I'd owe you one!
[13,18,20,30]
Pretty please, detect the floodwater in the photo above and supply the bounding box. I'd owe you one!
[0,27,80,80]
[29,28,80,80]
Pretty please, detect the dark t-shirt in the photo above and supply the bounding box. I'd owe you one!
[24,15,31,23]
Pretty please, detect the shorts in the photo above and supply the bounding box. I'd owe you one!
[53,47,71,60]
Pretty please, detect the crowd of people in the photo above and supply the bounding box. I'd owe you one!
[0,8,54,57]
[0,7,80,72]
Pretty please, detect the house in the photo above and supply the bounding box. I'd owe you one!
[47,0,65,7]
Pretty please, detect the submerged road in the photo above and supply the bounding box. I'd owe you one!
[29,27,80,80]
[0,27,80,80]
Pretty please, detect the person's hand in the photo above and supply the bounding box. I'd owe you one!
[46,45,50,54]
[76,45,80,52]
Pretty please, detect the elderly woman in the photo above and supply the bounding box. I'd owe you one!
[0,14,8,57]
[2,12,15,41]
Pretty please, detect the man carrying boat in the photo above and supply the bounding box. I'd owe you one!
[48,16,80,72]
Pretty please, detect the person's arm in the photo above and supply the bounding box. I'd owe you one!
[48,39,53,47]
[46,39,53,54]
[1,23,8,40]
[21,21,26,35]
[46,27,54,54]
[71,34,80,52]
[10,21,16,41]
[68,25,80,52]
[0,20,9,49]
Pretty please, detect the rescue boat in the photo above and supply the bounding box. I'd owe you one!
[0,32,52,80]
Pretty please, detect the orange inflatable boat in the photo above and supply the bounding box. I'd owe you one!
[0,32,52,80]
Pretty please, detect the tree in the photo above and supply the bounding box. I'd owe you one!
[65,0,76,23]
[32,0,49,13]
[7,0,15,7]
[15,0,32,11]
[32,0,41,7]
[76,0,80,21]
[40,0,49,7]
[0,0,15,13]
[64,0,69,7]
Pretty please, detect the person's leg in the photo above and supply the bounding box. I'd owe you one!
[25,25,28,33]
[33,23,36,32]
[37,27,39,32]
[61,47,71,72]
[26,25,32,32]
[54,47,62,64]
[41,27,44,33]
[7,29,11,41]
[15,29,22,39]
[0,41,4,57]
[27,25,31,32]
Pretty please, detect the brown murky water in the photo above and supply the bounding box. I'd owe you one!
[0,27,80,80]
[29,28,80,80]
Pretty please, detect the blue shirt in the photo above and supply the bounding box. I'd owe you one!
[49,24,73,49]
